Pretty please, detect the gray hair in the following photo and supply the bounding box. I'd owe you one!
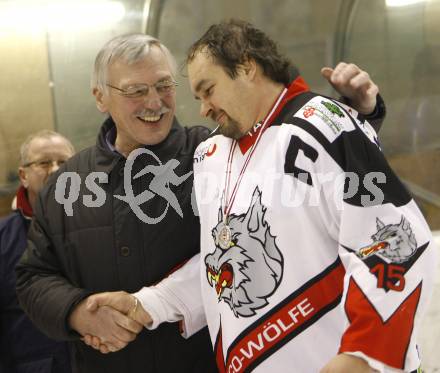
[91,33,177,93]
[20,130,75,165]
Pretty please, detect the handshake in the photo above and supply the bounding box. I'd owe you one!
[69,291,152,353]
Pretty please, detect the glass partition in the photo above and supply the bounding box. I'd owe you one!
[0,0,438,232]
[343,0,440,229]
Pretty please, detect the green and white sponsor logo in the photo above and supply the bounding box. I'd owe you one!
[321,100,345,118]
[304,102,344,135]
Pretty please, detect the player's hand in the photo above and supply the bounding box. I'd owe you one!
[86,291,152,327]
[321,62,379,115]
[70,297,143,353]
[81,291,152,353]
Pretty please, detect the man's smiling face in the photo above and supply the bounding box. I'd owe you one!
[94,45,176,155]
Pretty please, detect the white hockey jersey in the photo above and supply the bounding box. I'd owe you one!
[135,78,438,373]
[190,79,437,373]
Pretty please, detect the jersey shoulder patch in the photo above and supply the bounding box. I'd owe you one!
[193,135,229,166]
[293,96,356,143]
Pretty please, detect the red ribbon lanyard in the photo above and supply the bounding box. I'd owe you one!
[223,88,288,219]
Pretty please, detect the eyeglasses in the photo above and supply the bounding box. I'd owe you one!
[22,159,66,169]
[106,80,178,99]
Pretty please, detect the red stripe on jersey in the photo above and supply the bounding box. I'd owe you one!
[215,260,345,372]
[215,325,226,373]
[340,278,422,369]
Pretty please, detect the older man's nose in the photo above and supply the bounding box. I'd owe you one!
[143,88,162,111]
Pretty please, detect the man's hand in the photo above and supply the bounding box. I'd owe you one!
[69,295,143,353]
[321,62,379,115]
[320,354,377,373]
[86,291,152,326]
[81,291,152,353]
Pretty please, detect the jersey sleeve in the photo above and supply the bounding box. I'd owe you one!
[134,253,207,338]
[133,139,216,337]
[285,95,438,372]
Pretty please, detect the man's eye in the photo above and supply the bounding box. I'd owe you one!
[156,81,176,94]
[39,160,52,167]
[156,84,172,92]
[205,86,214,97]
[125,89,146,97]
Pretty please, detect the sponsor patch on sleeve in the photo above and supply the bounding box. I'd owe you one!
[194,141,217,163]
[294,96,355,142]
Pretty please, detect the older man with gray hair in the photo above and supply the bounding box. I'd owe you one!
[16,33,218,373]
[16,33,386,373]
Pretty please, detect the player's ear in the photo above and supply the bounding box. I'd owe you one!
[239,59,257,81]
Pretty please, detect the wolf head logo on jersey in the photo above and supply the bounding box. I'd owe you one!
[204,187,284,318]
[357,216,417,263]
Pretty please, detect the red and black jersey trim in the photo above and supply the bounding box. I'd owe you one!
[215,257,345,373]
[340,277,422,369]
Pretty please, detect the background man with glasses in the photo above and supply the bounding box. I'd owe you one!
[0,130,74,373]
[16,33,386,373]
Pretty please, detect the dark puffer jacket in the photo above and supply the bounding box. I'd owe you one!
[16,117,217,373]
[0,189,71,373]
